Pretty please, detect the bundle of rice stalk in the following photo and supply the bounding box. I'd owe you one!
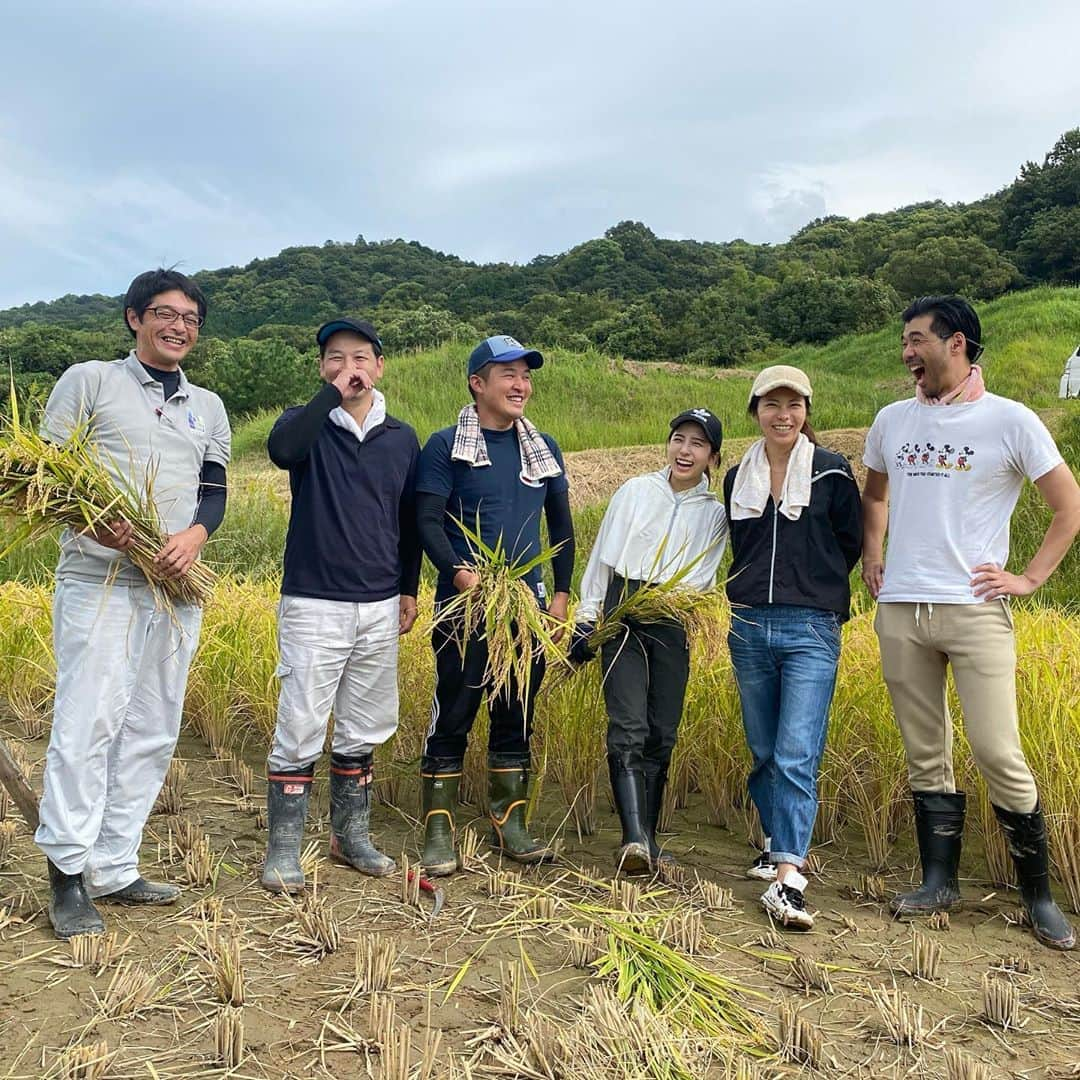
[433,516,566,708]
[547,557,727,696]
[0,385,215,608]
[592,916,771,1052]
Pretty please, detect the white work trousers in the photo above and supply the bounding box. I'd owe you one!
[267,594,400,772]
[36,579,202,896]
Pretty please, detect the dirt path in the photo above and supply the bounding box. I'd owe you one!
[1,723,1078,1078]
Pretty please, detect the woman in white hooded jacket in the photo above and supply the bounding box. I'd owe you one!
[569,409,728,871]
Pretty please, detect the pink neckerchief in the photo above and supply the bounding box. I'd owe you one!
[916,364,986,405]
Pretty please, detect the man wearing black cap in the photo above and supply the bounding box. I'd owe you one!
[414,335,575,875]
[260,319,421,893]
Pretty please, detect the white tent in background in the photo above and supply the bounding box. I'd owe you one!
[1061,346,1080,399]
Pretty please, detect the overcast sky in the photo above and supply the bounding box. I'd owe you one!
[2,0,1078,309]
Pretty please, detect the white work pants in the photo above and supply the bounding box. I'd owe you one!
[267,595,400,772]
[36,579,202,896]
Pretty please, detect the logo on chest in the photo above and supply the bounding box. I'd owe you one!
[893,441,975,477]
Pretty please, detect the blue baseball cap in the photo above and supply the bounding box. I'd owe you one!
[467,335,544,377]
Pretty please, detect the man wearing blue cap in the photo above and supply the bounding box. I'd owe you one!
[415,335,575,875]
[260,318,421,893]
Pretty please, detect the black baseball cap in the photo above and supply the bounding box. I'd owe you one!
[316,318,383,353]
[467,335,543,376]
[670,408,723,452]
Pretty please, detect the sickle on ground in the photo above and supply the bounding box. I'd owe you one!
[407,868,446,922]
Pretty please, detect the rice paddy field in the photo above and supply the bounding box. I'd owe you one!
[0,287,1079,1077]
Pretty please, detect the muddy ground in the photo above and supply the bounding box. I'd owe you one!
[1,723,1078,1079]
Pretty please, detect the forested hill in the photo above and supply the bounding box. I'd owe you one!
[3,130,1078,418]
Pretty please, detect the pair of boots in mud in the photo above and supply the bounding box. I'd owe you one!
[420,754,553,876]
[261,754,394,893]
[892,790,1075,951]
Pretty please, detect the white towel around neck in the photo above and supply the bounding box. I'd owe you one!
[730,433,815,521]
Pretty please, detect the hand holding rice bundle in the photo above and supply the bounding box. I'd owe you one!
[0,394,216,608]
[433,518,567,709]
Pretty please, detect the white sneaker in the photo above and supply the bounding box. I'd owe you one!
[761,871,814,931]
[746,851,777,881]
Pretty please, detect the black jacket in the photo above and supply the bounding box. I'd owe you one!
[268,384,422,603]
[722,446,863,620]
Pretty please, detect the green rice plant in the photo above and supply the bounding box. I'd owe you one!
[591,915,771,1052]
[0,385,215,607]
[434,516,565,709]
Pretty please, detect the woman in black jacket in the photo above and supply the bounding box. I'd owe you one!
[723,365,862,930]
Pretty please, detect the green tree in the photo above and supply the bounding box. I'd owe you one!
[877,236,1020,300]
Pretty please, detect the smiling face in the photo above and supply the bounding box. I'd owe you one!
[126,288,201,370]
[754,388,807,452]
[470,359,533,428]
[901,313,970,398]
[667,421,717,491]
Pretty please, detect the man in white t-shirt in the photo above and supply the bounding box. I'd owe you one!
[862,295,1080,951]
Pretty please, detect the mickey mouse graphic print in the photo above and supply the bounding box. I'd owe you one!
[863,393,1062,603]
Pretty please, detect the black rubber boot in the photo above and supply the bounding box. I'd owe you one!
[260,768,313,894]
[421,759,462,877]
[488,754,554,865]
[643,760,675,864]
[607,752,651,874]
[99,877,180,905]
[47,860,105,940]
[993,802,1076,951]
[889,791,965,917]
[329,755,396,877]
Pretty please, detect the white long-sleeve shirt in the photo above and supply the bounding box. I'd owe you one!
[576,468,729,623]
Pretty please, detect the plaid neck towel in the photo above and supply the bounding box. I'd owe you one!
[451,404,563,482]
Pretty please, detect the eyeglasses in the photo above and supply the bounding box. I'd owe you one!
[146,306,204,329]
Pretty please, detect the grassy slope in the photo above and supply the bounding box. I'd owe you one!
[231,285,1080,461]
[4,287,1079,605]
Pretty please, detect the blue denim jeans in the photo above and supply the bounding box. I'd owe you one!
[728,605,840,867]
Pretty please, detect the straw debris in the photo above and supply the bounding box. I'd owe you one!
[792,955,833,993]
[0,819,16,868]
[695,877,735,912]
[944,1047,994,1080]
[911,928,943,980]
[870,984,927,1047]
[778,1002,823,1067]
[53,1040,112,1080]
[154,759,187,816]
[69,931,126,974]
[213,1006,244,1069]
[982,972,1022,1030]
[95,961,167,1018]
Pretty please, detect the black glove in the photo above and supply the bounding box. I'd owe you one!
[568,622,597,665]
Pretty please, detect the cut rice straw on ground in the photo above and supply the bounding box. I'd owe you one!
[0,381,215,608]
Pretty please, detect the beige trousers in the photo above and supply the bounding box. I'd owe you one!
[874,600,1038,812]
